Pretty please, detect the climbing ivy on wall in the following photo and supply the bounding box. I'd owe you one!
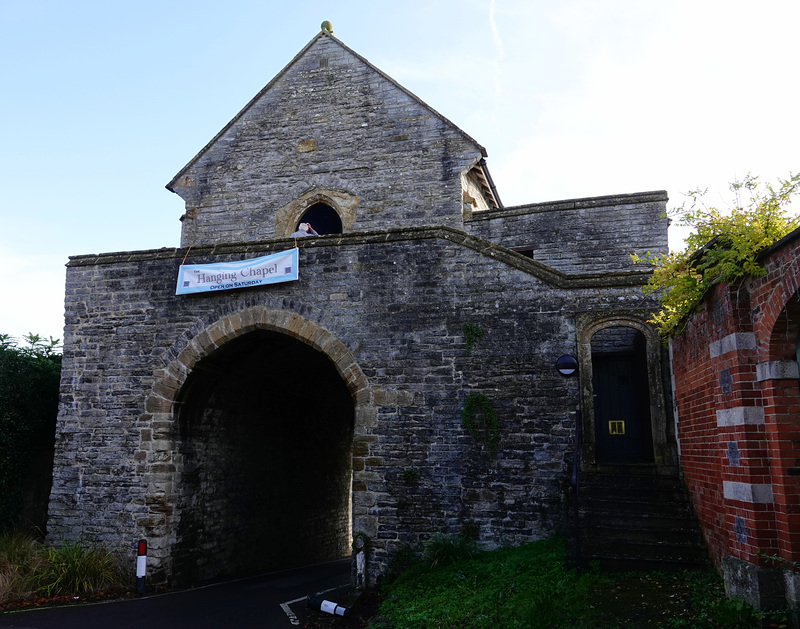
[632,173,800,338]
[463,323,484,356]
[461,392,499,453]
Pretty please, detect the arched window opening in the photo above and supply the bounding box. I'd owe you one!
[590,326,654,463]
[297,203,342,235]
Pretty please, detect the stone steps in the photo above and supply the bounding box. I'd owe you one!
[573,471,708,571]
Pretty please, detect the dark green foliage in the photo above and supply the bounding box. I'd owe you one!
[632,173,800,338]
[34,541,123,597]
[0,532,129,603]
[401,468,420,485]
[0,334,62,529]
[757,549,800,572]
[460,521,480,542]
[461,392,499,452]
[0,530,48,601]
[379,537,593,628]
[386,545,420,581]
[463,323,484,356]
[424,533,477,569]
[376,537,787,629]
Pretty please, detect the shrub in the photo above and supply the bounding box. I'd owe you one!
[33,541,125,597]
[632,173,800,338]
[0,531,47,602]
[0,334,61,529]
[425,533,478,569]
[386,545,421,581]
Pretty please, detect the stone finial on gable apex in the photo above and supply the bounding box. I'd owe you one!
[321,21,333,35]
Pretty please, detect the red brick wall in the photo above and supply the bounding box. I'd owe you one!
[672,231,800,571]
[753,236,800,566]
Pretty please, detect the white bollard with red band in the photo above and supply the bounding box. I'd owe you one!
[135,539,147,597]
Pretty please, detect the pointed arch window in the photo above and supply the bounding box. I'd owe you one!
[297,203,342,236]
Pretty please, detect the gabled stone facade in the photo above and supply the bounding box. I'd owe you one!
[167,32,492,247]
[47,28,671,585]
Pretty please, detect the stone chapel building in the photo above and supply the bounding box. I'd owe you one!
[47,26,678,585]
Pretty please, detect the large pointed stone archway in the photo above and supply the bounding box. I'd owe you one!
[136,306,377,582]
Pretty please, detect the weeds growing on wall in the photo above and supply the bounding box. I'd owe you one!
[631,173,800,338]
[424,533,477,569]
[461,392,499,453]
[463,323,484,356]
[400,468,420,485]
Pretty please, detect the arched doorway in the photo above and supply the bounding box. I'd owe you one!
[590,326,654,463]
[171,329,354,584]
[297,202,342,235]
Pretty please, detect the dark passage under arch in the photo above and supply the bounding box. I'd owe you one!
[173,330,354,585]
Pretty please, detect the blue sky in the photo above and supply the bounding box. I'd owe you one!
[1,0,798,343]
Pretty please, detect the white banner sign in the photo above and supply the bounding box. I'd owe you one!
[176,249,298,295]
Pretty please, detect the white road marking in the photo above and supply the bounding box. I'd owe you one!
[280,596,305,625]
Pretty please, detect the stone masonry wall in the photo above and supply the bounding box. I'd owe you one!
[48,227,659,581]
[465,191,668,274]
[49,28,671,586]
[168,33,485,247]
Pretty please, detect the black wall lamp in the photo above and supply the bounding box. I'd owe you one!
[555,354,579,378]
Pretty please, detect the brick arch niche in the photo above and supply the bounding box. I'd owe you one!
[577,315,674,472]
[760,293,800,566]
[139,306,375,584]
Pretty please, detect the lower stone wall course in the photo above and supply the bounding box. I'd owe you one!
[49,229,660,582]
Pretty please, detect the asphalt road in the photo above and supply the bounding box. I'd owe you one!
[0,558,353,629]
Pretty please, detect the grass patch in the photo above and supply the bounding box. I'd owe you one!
[34,540,125,596]
[374,537,790,629]
[424,533,478,569]
[0,531,48,602]
[0,531,130,607]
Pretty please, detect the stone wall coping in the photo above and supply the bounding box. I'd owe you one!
[467,190,669,222]
[66,225,652,289]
